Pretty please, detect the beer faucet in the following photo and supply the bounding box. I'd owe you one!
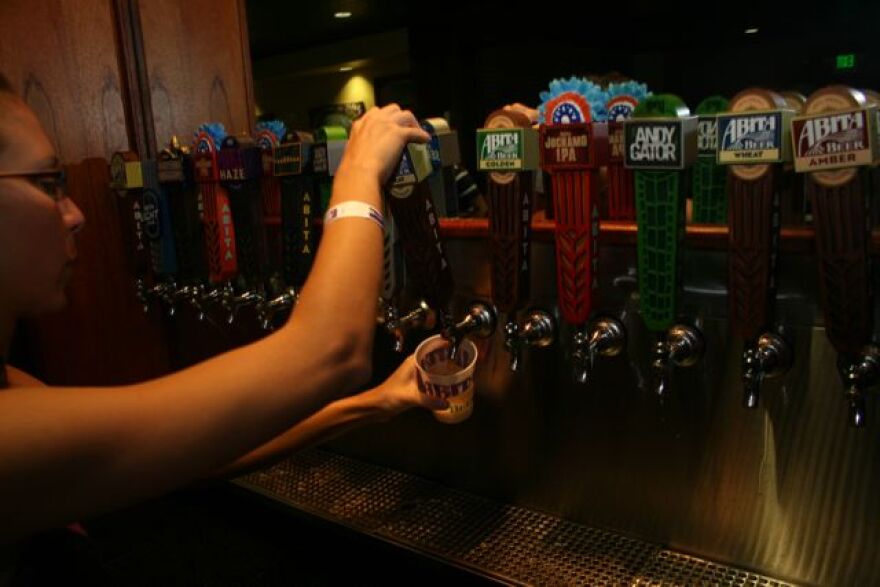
[742,333,793,409]
[441,301,497,361]
[135,277,151,314]
[257,287,298,331]
[383,300,436,353]
[717,88,796,409]
[503,310,556,372]
[624,94,701,399]
[147,279,178,316]
[199,282,235,320]
[650,325,704,399]
[572,317,627,385]
[792,86,876,426]
[225,289,264,325]
[839,348,880,428]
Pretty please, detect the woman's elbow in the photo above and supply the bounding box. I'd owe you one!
[325,339,373,391]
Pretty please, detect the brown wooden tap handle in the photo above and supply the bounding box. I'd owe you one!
[809,173,873,355]
[487,171,533,315]
[728,170,779,341]
[482,109,535,315]
[387,181,454,311]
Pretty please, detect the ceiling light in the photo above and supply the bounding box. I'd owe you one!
[335,11,352,19]
[339,66,353,72]
[744,27,759,34]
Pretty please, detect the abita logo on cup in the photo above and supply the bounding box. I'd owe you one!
[414,335,479,424]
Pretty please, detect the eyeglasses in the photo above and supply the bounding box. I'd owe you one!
[0,169,67,201]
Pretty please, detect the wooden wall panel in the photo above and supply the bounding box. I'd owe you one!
[139,0,255,147]
[0,0,172,385]
[0,0,130,162]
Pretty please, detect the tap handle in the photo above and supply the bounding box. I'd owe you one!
[386,179,455,312]
[482,110,534,316]
[193,129,238,283]
[726,89,783,341]
[808,168,872,356]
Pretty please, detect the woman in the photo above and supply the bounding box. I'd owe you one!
[0,74,445,546]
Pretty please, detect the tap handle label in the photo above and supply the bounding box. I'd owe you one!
[792,108,876,178]
[623,118,698,170]
[110,151,144,190]
[193,130,237,283]
[314,126,348,177]
[476,127,539,173]
[540,123,608,171]
[392,143,433,187]
[717,111,792,167]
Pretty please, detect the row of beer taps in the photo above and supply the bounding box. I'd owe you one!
[114,83,879,428]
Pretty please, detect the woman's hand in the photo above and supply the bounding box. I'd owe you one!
[367,355,449,421]
[335,104,431,190]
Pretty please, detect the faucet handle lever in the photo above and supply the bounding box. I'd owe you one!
[651,339,670,398]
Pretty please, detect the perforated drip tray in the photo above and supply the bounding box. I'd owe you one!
[235,449,794,586]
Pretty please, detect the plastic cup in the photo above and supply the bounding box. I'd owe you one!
[414,335,478,424]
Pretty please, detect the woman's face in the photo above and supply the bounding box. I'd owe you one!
[0,98,85,317]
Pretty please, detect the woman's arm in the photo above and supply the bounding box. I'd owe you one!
[0,105,430,541]
[208,357,446,480]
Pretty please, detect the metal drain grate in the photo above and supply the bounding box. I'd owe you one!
[236,450,795,586]
[632,551,791,587]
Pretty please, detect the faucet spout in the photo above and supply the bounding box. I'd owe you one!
[839,348,880,428]
[441,302,497,361]
[741,333,792,410]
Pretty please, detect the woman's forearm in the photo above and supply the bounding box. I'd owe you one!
[209,388,391,480]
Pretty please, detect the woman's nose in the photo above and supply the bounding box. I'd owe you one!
[58,197,86,234]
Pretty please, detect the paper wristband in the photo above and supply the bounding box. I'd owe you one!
[323,201,385,230]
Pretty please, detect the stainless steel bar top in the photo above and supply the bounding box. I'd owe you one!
[235,449,797,587]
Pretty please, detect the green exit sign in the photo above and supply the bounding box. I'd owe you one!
[836,53,856,70]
